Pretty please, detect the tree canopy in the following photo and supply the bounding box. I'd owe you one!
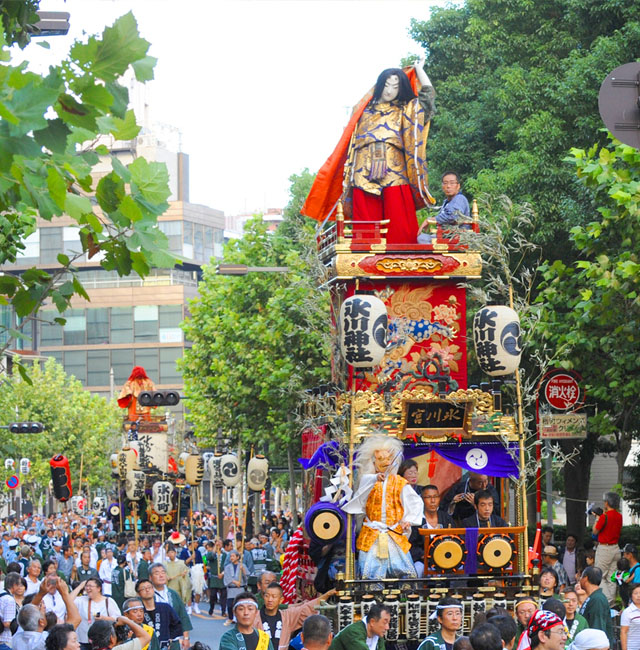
[180,170,330,459]
[0,356,120,506]
[0,9,175,366]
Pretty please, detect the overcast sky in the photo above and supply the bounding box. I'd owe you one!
[29,0,447,215]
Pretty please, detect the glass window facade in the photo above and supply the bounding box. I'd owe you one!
[40,227,62,264]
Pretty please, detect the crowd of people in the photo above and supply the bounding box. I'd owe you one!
[0,480,636,650]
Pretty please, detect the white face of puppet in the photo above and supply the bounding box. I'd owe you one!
[374,449,393,474]
[381,75,400,102]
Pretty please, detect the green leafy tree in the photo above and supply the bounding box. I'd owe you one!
[537,139,640,535]
[0,356,120,505]
[181,170,330,520]
[0,9,175,368]
[408,0,640,260]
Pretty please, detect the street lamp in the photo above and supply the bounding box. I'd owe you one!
[216,264,289,275]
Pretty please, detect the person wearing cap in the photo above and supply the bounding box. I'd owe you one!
[567,629,609,650]
[526,610,567,650]
[514,597,538,650]
[253,582,335,650]
[133,580,182,650]
[329,603,389,650]
[121,597,159,650]
[220,591,273,650]
[623,544,640,586]
[417,597,462,650]
[542,547,569,592]
[7,539,19,564]
[561,588,588,648]
[579,566,614,648]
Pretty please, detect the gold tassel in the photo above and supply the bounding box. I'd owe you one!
[377,532,389,559]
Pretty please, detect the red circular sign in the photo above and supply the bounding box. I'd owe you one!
[544,373,581,410]
[5,475,19,490]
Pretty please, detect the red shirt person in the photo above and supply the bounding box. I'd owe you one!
[593,491,623,605]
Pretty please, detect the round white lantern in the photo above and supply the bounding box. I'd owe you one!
[110,454,119,478]
[339,295,388,367]
[473,306,522,377]
[209,452,224,488]
[19,458,30,475]
[4,459,14,470]
[92,496,106,514]
[220,453,241,487]
[177,452,189,475]
[118,447,137,479]
[202,452,214,478]
[247,455,269,492]
[185,454,204,486]
[125,470,146,501]
[152,481,174,515]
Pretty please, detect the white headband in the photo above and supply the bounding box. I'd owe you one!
[233,599,258,610]
[429,604,463,620]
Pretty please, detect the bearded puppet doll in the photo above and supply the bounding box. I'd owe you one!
[343,435,423,579]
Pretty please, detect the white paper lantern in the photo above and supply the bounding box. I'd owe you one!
[185,454,204,486]
[4,459,14,470]
[152,481,174,515]
[110,454,119,478]
[202,452,214,478]
[92,496,106,515]
[220,453,241,487]
[125,470,146,501]
[473,305,522,376]
[19,458,30,475]
[339,295,388,367]
[209,452,224,488]
[247,455,269,492]
[177,452,189,475]
[118,447,137,479]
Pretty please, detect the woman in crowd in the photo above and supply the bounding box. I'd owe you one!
[73,578,121,650]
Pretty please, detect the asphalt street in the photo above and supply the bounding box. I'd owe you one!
[189,606,229,648]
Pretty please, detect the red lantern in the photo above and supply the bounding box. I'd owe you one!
[49,455,73,502]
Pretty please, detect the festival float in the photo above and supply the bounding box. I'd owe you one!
[293,61,534,637]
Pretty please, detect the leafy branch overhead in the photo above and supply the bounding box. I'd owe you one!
[0,11,176,352]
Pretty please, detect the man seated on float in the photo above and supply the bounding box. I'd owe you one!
[417,171,470,244]
[410,485,454,577]
[441,473,500,526]
[461,489,507,529]
[417,597,463,650]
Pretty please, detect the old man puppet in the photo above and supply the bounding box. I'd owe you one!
[343,435,423,579]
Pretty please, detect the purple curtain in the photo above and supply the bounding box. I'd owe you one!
[403,441,520,479]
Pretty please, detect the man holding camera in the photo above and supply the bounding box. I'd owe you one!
[592,491,622,605]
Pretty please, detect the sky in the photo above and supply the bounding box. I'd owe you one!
[27,0,448,216]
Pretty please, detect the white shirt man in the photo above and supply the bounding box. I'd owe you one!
[42,590,67,624]
[99,551,118,596]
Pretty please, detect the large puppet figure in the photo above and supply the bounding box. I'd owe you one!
[302,59,436,244]
[343,435,423,579]
[117,365,155,421]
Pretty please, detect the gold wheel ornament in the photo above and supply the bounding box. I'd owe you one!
[428,535,466,570]
[163,514,173,523]
[305,503,346,545]
[149,513,159,524]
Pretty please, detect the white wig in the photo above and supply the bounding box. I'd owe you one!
[355,434,404,477]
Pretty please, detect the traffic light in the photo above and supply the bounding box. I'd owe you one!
[9,422,45,434]
[138,391,180,407]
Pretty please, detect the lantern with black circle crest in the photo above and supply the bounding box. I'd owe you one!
[185,454,204,486]
[92,496,106,515]
[220,453,241,487]
[152,481,174,516]
[473,306,522,376]
[339,295,388,367]
[247,455,269,492]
